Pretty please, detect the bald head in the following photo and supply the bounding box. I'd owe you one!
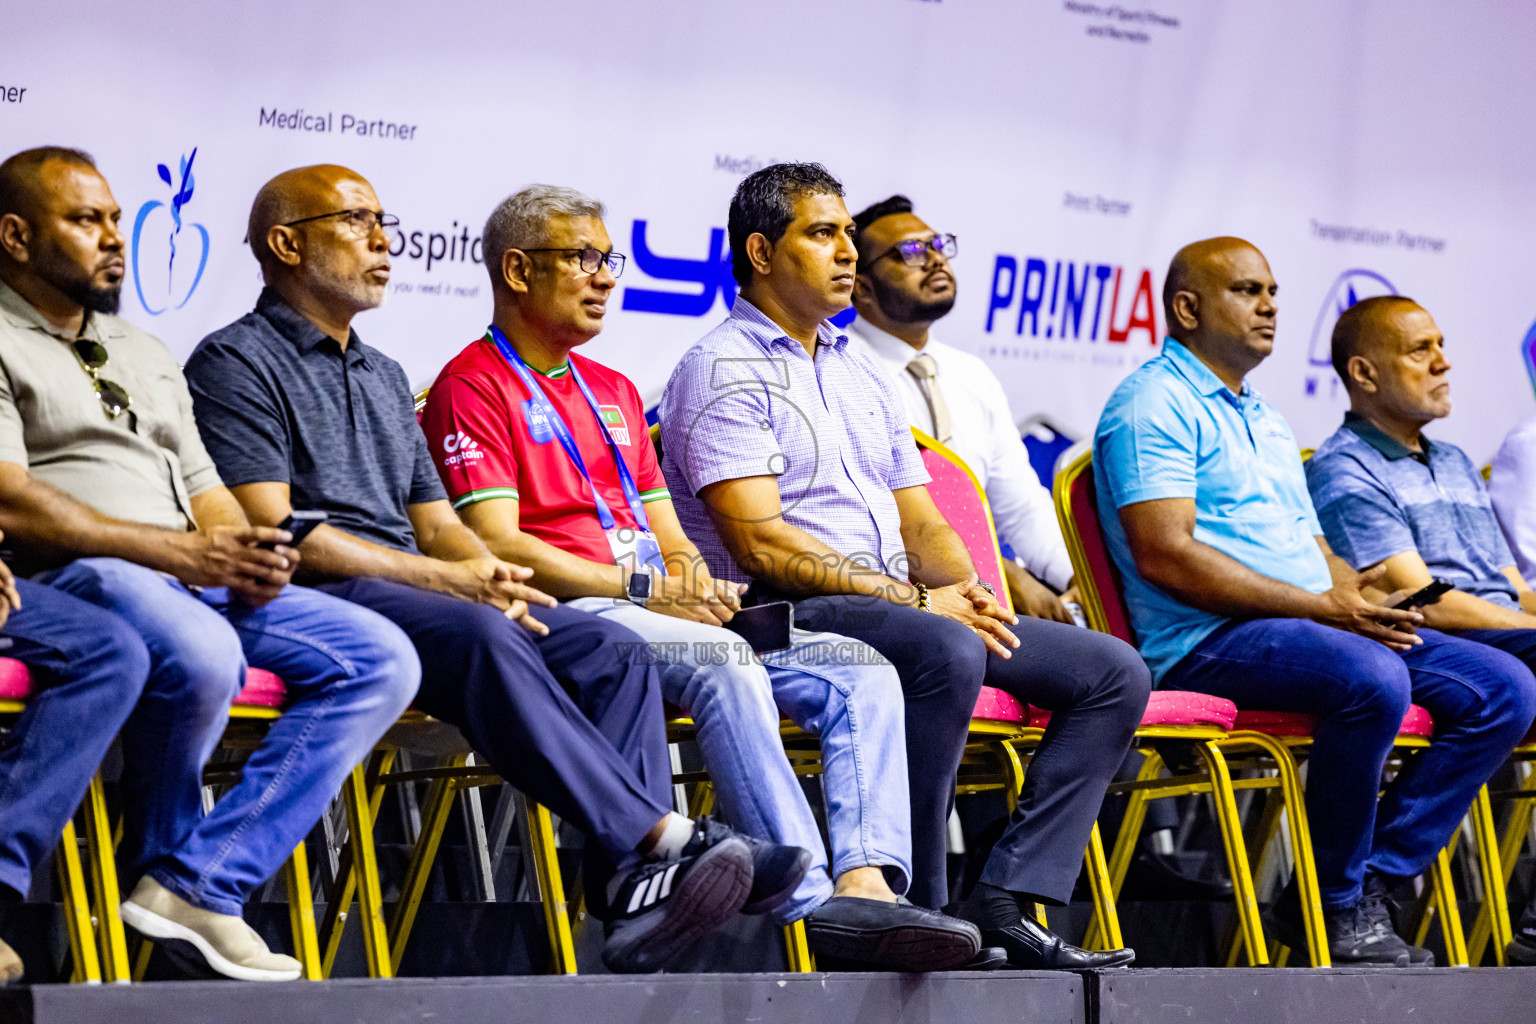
[248,164,373,270]
[1330,295,1424,385]
[1162,237,1265,333]
[247,164,392,332]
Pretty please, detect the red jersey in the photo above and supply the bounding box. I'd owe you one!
[422,335,669,565]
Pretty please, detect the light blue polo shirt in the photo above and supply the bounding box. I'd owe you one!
[1093,338,1332,682]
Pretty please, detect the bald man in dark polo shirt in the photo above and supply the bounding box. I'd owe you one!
[185,164,808,975]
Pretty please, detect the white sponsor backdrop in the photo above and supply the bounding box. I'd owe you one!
[6,1,1536,459]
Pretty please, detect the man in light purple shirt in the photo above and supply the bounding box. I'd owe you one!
[660,162,1148,971]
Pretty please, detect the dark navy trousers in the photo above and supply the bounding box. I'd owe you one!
[316,578,674,868]
[1164,621,1536,909]
[0,578,150,897]
[790,596,1150,908]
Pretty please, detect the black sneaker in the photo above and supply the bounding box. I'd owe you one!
[722,822,811,916]
[600,825,753,974]
[1360,873,1434,966]
[1506,900,1536,966]
[1264,877,1414,967]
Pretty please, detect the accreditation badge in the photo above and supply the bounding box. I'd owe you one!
[606,526,666,576]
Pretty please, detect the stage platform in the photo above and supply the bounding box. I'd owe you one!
[4,968,1536,1024]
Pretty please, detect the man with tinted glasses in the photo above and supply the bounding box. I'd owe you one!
[421,184,982,972]
[660,162,1147,970]
[846,195,1077,624]
[186,165,793,974]
[0,146,420,981]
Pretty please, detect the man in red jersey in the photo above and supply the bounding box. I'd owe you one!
[421,185,985,971]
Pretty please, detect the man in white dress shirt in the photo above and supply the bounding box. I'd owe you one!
[1490,414,1536,591]
[847,195,1076,622]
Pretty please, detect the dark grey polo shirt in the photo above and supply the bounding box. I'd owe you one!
[185,288,445,554]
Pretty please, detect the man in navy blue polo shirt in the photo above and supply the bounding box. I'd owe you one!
[1307,294,1536,965]
[1095,237,1535,967]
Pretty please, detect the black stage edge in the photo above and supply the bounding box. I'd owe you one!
[1094,967,1536,1024]
[1,971,1085,1024]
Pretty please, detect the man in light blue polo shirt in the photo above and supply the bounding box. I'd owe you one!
[1094,237,1533,968]
[1307,295,1536,964]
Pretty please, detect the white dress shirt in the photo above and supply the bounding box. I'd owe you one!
[847,320,1074,590]
[1489,413,1536,586]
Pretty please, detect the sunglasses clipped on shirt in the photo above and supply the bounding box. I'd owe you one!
[71,338,132,419]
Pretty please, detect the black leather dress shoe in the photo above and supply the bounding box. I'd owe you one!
[959,946,1009,971]
[806,897,980,972]
[982,914,1135,970]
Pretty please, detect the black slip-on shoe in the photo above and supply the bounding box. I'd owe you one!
[805,896,980,972]
[980,913,1135,970]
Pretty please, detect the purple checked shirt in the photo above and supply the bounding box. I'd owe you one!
[658,297,930,586]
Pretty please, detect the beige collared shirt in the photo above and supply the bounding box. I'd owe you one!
[0,280,221,534]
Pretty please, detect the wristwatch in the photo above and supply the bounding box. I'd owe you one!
[625,566,656,608]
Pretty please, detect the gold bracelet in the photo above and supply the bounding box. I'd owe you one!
[914,581,931,612]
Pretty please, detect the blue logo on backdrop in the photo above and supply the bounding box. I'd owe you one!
[1520,319,1536,401]
[131,148,209,315]
[620,220,855,328]
[1304,269,1397,398]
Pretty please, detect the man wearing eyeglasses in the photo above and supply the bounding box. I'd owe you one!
[420,184,984,971]
[846,196,1078,626]
[0,146,420,981]
[185,165,794,974]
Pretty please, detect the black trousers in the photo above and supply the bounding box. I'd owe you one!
[791,595,1150,907]
[317,578,674,867]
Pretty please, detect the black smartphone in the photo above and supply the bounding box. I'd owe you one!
[260,510,329,550]
[722,600,793,654]
[1386,577,1455,610]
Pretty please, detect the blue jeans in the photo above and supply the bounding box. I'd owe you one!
[0,578,151,897]
[1164,620,1536,909]
[570,598,912,924]
[41,559,419,915]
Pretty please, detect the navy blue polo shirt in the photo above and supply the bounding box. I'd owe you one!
[185,288,445,553]
[1307,413,1519,609]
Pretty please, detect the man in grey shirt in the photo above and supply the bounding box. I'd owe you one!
[0,146,419,981]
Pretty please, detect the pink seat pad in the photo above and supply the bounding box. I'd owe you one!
[1029,691,1238,731]
[1,659,287,710]
[236,668,288,708]
[0,658,32,700]
[972,686,1028,723]
[1234,704,1434,739]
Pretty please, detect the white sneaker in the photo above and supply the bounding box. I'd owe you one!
[120,877,302,982]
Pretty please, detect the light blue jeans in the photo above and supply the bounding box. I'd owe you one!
[569,597,911,924]
[43,559,420,915]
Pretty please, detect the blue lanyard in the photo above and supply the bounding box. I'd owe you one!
[487,326,650,533]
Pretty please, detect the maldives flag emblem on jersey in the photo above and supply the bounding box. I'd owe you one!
[600,405,631,446]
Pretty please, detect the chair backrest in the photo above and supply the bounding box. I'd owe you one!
[1052,444,1136,644]
[913,427,1014,616]
[414,386,430,423]
[649,422,664,464]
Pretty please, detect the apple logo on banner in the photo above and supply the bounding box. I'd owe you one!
[131,148,209,315]
[1306,269,1397,370]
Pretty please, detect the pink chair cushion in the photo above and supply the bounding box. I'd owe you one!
[0,658,287,710]
[0,658,32,700]
[972,686,1028,723]
[920,448,1006,602]
[1028,690,1237,731]
[1234,704,1434,739]
[235,668,288,708]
